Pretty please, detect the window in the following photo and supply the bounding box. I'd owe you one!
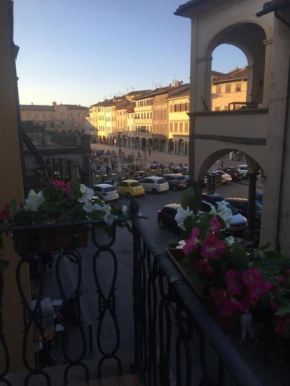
[170,123,173,132]
[174,123,178,132]
[179,122,183,133]
[185,122,189,132]
[185,103,188,111]
[216,85,222,94]
[235,83,241,92]
[225,84,231,93]
[215,106,221,111]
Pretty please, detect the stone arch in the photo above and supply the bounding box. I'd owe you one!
[148,138,153,149]
[160,139,167,152]
[135,137,140,148]
[141,137,147,149]
[201,22,268,109]
[168,139,174,153]
[178,139,185,155]
[153,138,160,151]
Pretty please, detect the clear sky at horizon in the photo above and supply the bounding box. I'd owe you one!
[14,0,247,107]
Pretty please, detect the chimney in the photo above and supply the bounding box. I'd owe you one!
[52,101,57,106]
[31,102,33,105]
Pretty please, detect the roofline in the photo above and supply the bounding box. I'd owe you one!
[174,0,208,17]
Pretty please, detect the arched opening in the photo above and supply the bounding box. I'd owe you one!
[160,139,167,152]
[207,23,267,111]
[197,149,264,240]
[153,138,159,151]
[148,138,153,150]
[141,137,147,150]
[135,137,140,149]
[113,137,117,145]
[122,135,127,147]
[178,139,185,155]
[168,139,174,153]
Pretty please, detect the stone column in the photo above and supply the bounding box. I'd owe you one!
[196,56,213,111]
[262,39,273,108]
[247,172,257,238]
[246,65,254,102]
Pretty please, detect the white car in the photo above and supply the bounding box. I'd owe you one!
[93,184,119,202]
[211,170,232,184]
[139,176,169,194]
[201,200,248,232]
[237,165,248,179]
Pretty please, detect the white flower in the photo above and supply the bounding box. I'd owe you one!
[216,201,232,228]
[83,202,93,213]
[103,210,118,227]
[122,206,128,215]
[93,203,104,211]
[24,190,44,212]
[176,240,186,249]
[175,207,192,231]
[79,184,94,204]
[225,236,236,246]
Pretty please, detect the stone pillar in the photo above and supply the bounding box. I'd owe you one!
[246,65,254,102]
[262,39,273,108]
[247,172,257,238]
[81,134,91,186]
[196,56,213,111]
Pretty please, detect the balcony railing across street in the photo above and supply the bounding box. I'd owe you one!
[0,201,262,386]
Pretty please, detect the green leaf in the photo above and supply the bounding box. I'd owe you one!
[184,216,194,231]
[180,189,197,213]
[0,259,9,271]
[275,304,290,316]
[227,244,249,270]
[70,179,82,201]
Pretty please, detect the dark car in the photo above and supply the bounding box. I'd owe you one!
[164,174,187,190]
[202,193,225,204]
[220,167,243,181]
[226,198,262,228]
[157,204,182,234]
[256,191,263,205]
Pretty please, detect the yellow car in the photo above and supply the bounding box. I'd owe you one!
[116,179,145,199]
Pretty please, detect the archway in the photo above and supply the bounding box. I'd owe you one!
[135,137,140,149]
[153,138,160,151]
[205,23,268,111]
[141,137,147,150]
[197,148,263,238]
[168,139,174,153]
[122,135,127,147]
[178,139,185,154]
[148,138,153,150]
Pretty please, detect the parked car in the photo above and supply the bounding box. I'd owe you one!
[256,191,263,205]
[164,174,187,190]
[201,200,248,233]
[237,165,248,179]
[116,179,145,199]
[93,184,119,202]
[220,167,243,181]
[202,193,225,204]
[139,176,169,194]
[210,170,232,184]
[182,172,208,187]
[157,204,182,234]
[226,198,262,228]
[157,199,247,234]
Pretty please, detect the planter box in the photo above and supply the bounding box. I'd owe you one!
[166,248,238,334]
[13,225,89,254]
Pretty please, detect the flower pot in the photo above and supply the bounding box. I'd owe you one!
[12,225,89,254]
[166,248,238,334]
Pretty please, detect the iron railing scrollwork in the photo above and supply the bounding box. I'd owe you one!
[131,217,263,386]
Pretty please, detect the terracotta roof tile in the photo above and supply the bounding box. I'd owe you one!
[212,67,247,84]
[20,105,55,112]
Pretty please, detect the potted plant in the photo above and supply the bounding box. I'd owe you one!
[0,180,128,255]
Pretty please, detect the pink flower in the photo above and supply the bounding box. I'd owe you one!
[225,270,244,296]
[0,204,10,222]
[209,288,241,316]
[52,180,66,190]
[241,268,263,288]
[65,182,72,197]
[278,275,287,284]
[183,227,200,255]
[196,258,213,275]
[270,300,279,313]
[200,233,227,260]
[209,217,221,233]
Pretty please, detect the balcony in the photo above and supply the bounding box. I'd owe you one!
[0,203,262,386]
[193,109,268,146]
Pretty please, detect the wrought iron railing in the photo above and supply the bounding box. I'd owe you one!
[0,202,263,385]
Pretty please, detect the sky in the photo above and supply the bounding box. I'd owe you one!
[14,0,247,107]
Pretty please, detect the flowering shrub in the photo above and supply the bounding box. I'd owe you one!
[0,180,128,253]
[173,189,290,320]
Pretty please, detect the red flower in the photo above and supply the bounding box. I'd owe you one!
[196,258,213,275]
[201,233,227,260]
[225,270,244,296]
[183,227,200,255]
[209,288,241,316]
[65,182,72,197]
[241,268,263,288]
[0,204,10,222]
[52,180,66,190]
[209,217,221,233]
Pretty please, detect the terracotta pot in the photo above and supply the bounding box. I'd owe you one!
[13,224,89,254]
[166,248,238,334]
